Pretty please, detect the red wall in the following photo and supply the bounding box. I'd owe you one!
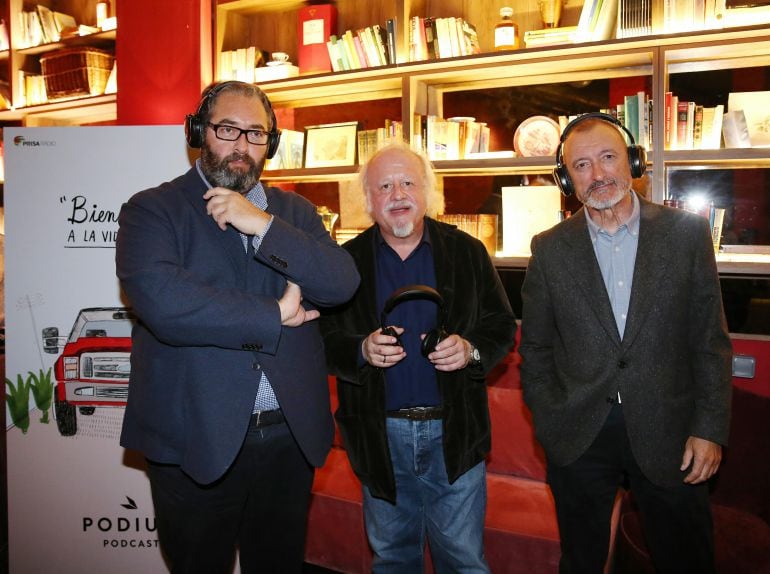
[116,1,212,125]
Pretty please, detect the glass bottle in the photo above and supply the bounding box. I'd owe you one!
[494,7,520,51]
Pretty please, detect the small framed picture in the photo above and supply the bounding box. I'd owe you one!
[304,121,359,168]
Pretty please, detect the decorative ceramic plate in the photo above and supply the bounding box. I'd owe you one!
[513,115,561,157]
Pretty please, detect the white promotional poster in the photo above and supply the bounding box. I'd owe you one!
[4,126,193,573]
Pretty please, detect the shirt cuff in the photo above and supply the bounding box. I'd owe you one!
[251,214,275,252]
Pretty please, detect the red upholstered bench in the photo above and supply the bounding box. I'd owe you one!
[306,351,621,573]
[614,337,770,574]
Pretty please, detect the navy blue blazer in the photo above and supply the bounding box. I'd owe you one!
[116,167,360,484]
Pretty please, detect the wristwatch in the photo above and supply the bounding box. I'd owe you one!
[468,344,481,367]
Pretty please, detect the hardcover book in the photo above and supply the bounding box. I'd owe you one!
[298,4,336,74]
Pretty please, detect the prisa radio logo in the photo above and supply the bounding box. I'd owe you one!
[82,496,159,550]
[13,135,56,147]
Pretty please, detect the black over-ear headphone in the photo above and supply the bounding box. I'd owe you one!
[380,284,448,358]
[184,80,281,159]
[553,111,647,197]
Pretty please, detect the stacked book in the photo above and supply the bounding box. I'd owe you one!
[664,92,723,150]
[524,26,579,48]
[616,0,653,38]
[357,120,404,165]
[265,129,305,171]
[524,0,617,48]
[18,5,78,48]
[558,94,653,152]
[408,16,480,61]
[326,21,396,71]
[218,47,301,83]
[413,114,490,160]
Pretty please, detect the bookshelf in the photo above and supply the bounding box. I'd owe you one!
[0,0,118,125]
[214,0,769,273]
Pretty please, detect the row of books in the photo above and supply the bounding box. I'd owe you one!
[413,114,491,161]
[408,16,480,61]
[0,19,9,51]
[557,92,653,151]
[358,120,404,164]
[17,70,47,107]
[265,129,305,171]
[664,92,723,150]
[16,63,117,109]
[618,0,770,38]
[616,0,653,38]
[16,5,107,49]
[524,0,617,47]
[218,48,300,83]
[661,0,729,33]
[326,23,394,72]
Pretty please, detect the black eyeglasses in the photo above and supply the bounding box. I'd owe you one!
[207,122,270,145]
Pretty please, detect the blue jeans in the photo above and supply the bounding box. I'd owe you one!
[363,417,491,574]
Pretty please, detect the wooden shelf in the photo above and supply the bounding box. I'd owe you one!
[0,94,116,124]
[493,252,770,275]
[662,148,770,167]
[15,29,116,56]
[263,165,360,182]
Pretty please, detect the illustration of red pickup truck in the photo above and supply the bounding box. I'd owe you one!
[42,307,134,436]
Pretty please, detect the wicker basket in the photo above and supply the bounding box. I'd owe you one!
[40,47,114,100]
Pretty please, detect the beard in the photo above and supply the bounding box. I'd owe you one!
[582,179,629,210]
[200,146,264,193]
[391,220,415,238]
[385,199,418,238]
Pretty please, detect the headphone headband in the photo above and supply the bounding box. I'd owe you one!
[184,81,281,159]
[553,111,647,197]
[380,284,447,358]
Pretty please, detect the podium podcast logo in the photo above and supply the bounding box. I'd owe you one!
[13,135,56,147]
[82,496,159,550]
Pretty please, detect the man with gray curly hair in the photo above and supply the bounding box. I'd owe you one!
[321,141,517,573]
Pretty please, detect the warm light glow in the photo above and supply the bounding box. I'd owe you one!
[685,193,708,212]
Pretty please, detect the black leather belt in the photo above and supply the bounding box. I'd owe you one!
[386,406,443,421]
[250,409,285,428]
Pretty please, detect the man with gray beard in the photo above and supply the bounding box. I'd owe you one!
[519,113,731,573]
[116,81,359,574]
[320,141,517,573]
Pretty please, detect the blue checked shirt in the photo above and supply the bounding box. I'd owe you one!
[196,160,279,412]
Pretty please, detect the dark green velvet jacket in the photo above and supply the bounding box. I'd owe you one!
[320,217,517,502]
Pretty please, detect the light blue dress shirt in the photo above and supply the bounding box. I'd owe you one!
[585,192,641,403]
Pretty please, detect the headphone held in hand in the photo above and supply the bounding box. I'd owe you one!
[380,284,448,358]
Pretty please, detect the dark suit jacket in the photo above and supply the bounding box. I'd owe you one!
[116,167,359,485]
[320,218,517,502]
[519,195,732,488]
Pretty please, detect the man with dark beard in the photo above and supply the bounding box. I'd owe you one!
[115,81,359,574]
[519,113,732,573]
[320,141,516,573]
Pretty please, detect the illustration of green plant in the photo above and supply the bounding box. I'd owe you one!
[5,374,31,434]
[29,368,54,424]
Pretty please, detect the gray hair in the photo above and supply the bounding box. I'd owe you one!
[199,81,276,132]
[358,140,444,218]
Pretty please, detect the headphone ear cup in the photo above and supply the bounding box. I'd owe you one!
[185,114,204,149]
[627,145,647,178]
[553,165,574,197]
[266,129,281,159]
[420,327,448,358]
